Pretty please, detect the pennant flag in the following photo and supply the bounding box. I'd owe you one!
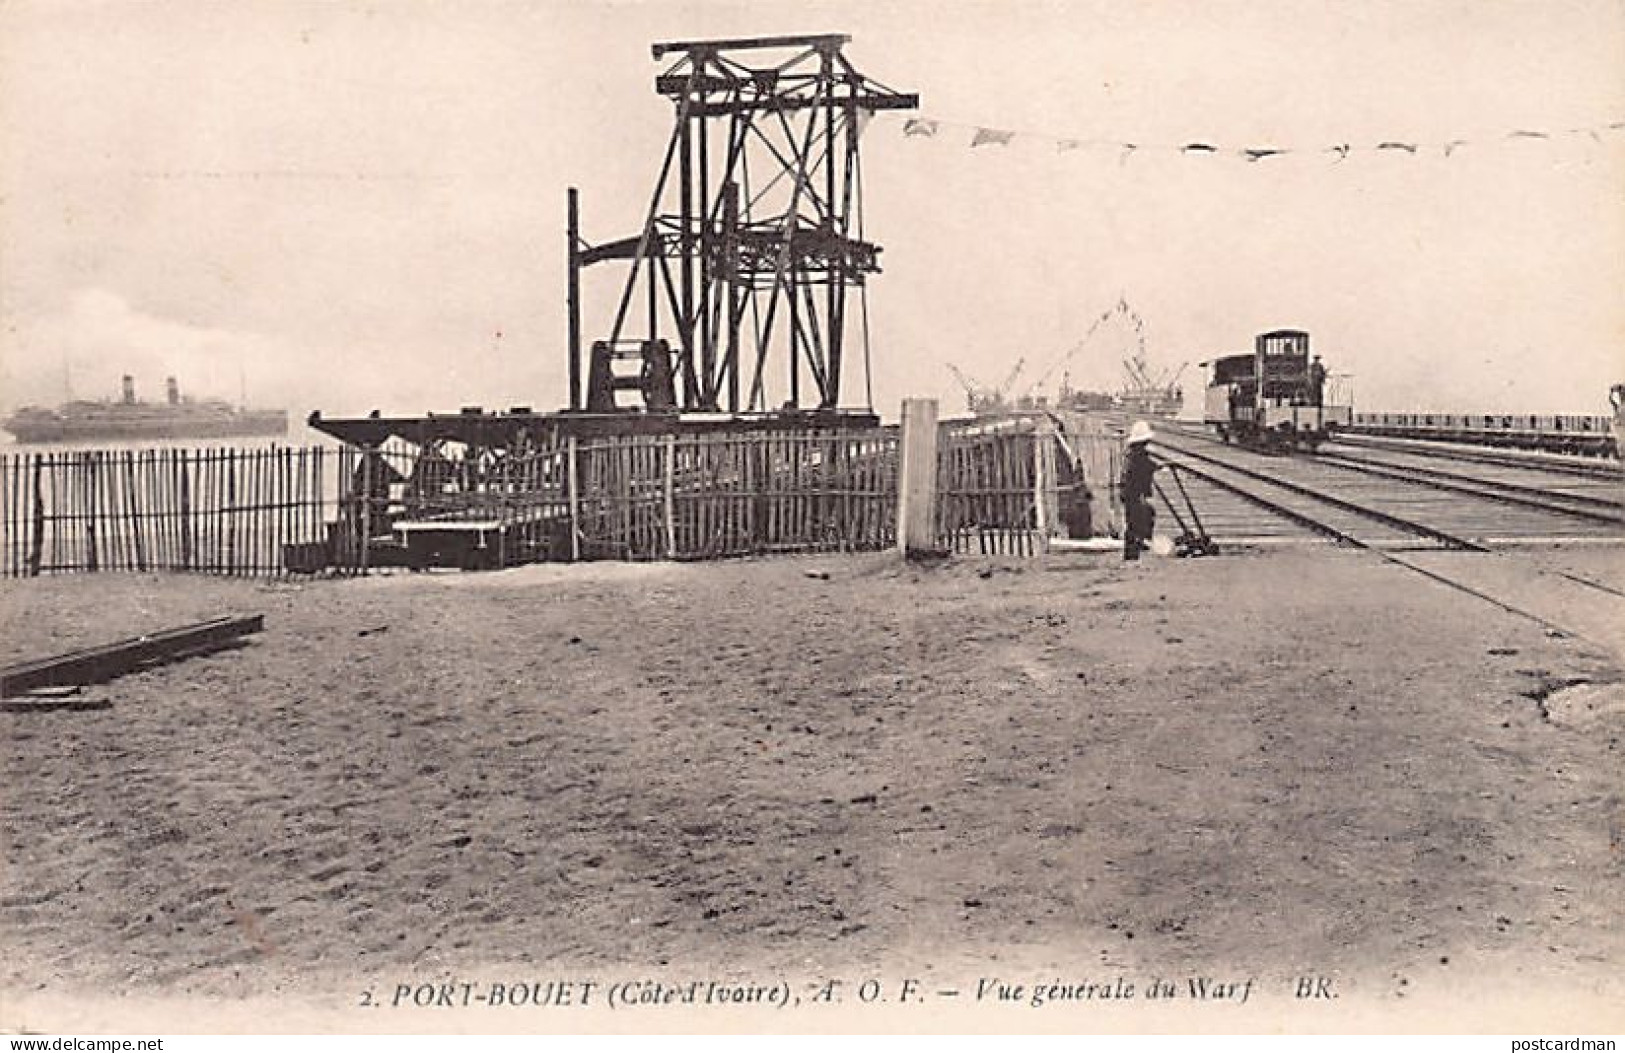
[893,110,1622,164]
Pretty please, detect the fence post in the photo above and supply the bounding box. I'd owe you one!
[1033,415,1055,554]
[566,436,581,561]
[84,452,100,572]
[896,398,940,559]
[28,456,44,576]
[125,451,147,571]
[662,434,677,559]
[359,446,373,575]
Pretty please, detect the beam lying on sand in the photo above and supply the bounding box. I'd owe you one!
[0,615,264,698]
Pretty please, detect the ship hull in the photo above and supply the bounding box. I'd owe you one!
[3,411,289,444]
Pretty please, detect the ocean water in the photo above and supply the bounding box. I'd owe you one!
[0,417,341,457]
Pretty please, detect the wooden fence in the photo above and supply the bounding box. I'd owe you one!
[361,429,902,564]
[2,447,335,577]
[1,418,1083,577]
[575,430,901,560]
[937,423,1047,555]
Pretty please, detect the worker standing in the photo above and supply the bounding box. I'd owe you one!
[1119,420,1159,561]
[1308,355,1328,408]
[1610,384,1625,457]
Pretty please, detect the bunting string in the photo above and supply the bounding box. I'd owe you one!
[895,114,1625,163]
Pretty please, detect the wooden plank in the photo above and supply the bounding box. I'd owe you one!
[277,448,290,575]
[4,455,13,575]
[663,434,676,559]
[179,449,194,570]
[43,455,60,573]
[205,448,219,572]
[566,436,581,561]
[125,451,147,571]
[4,456,14,575]
[156,450,170,570]
[84,452,99,572]
[234,446,245,575]
[104,449,124,570]
[1,614,266,698]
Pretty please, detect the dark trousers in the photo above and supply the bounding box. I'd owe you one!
[1123,498,1155,560]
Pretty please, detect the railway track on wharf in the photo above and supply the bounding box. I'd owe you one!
[1148,424,1625,652]
[1152,431,1485,550]
[1155,424,1625,548]
[1310,443,1623,534]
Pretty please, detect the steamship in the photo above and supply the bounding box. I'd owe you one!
[3,375,289,444]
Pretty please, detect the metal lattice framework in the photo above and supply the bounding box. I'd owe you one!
[568,33,918,414]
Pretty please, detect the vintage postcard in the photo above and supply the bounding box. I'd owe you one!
[1,0,1621,1038]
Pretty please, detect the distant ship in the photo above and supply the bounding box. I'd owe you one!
[2,375,288,443]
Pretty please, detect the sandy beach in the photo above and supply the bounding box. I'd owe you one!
[2,545,1622,1032]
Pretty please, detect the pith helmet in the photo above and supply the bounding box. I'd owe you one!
[1126,420,1155,445]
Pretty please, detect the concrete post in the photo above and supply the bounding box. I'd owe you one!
[896,398,940,558]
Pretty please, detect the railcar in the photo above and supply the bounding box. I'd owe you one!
[1203,329,1351,452]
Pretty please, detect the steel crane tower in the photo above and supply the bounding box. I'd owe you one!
[567,34,919,416]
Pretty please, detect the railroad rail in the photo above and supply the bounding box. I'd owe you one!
[1152,423,1625,548]
[1329,432,1622,481]
[1146,423,1625,652]
[1311,448,1622,527]
[1151,438,1485,550]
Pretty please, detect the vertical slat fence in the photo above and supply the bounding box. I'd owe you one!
[0,421,1071,577]
[0,446,336,578]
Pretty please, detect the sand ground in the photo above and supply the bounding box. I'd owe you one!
[1,544,1622,1032]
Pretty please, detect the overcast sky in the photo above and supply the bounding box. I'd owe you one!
[2,0,1622,425]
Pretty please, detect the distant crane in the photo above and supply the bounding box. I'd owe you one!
[1028,338,1086,396]
[1120,351,1188,417]
[945,363,981,409]
[1122,354,1187,395]
[998,359,1025,399]
[945,358,1026,415]
[1022,295,1147,402]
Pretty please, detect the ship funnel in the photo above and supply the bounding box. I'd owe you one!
[166,376,180,405]
[121,375,136,405]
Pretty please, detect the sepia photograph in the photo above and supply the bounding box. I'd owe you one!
[1,0,1622,1038]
